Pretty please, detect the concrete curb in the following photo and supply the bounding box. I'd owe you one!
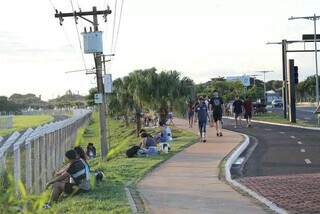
[125,187,138,214]
[225,134,288,214]
[223,116,320,131]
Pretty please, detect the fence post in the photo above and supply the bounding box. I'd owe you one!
[40,135,46,192]
[51,132,56,172]
[13,144,21,193]
[46,133,52,181]
[54,130,60,169]
[34,138,40,194]
[25,140,32,193]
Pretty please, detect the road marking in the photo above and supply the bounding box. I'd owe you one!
[300,149,306,153]
[304,117,311,120]
[265,128,272,131]
[305,159,312,164]
[279,132,285,134]
[290,136,296,139]
[297,141,302,145]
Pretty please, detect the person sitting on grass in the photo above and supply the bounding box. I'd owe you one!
[158,121,173,143]
[138,132,158,156]
[44,149,90,209]
[86,143,96,159]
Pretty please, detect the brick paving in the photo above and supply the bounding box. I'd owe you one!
[239,173,320,213]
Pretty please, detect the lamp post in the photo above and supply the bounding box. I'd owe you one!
[289,14,320,105]
[256,71,273,104]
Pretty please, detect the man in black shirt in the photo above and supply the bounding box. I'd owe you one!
[209,91,224,137]
[44,149,90,208]
[233,96,244,128]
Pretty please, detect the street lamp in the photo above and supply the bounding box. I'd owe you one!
[289,14,320,105]
[256,71,273,104]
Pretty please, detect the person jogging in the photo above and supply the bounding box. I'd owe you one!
[233,96,244,128]
[209,91,224,137]
[195,96,208,142]
[243,96,253,127]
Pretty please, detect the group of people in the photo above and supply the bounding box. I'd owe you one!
[127,121,173,157]
[44,143,97,209]
[187,91,253,142]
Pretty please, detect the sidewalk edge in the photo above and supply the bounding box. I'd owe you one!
[223,116,320,131]
[225,134,288,214]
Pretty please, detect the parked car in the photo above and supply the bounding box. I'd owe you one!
[253,102,267,114]
[272,99,283,108]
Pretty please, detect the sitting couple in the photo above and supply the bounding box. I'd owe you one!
[44,146,90,209]
[138,122,173,156]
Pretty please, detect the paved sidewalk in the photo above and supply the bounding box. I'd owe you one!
[138,119,266,214]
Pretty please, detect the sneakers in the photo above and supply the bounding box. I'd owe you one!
[43,203,51,209]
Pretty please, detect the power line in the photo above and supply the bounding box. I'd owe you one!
[70,0,88,71]
[110,0,118,53]
[113,0,124,54]
[48,0,56,11]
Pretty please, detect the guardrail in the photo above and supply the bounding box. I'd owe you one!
[0,115,13,129]
[0,109,92,194]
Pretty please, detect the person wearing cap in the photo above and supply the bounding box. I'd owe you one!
[195,96,208,142]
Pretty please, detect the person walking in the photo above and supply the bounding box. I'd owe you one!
[168,110,175,126]
[233,96,244,128]
[209,91,224,137]
[195,96,208,142]
[187,101,195,128]
[243,96,253,127]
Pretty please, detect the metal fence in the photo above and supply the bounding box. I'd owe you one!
[0,110,91,194]
[21,109,74,116]
[0,115,13,129]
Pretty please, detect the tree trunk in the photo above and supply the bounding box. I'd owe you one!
[124,114,129,127]
[159,103,168,125]
[135,108,142,137]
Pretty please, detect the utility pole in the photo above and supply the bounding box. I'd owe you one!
[282,40,288,118]
[289,14,320,105]
[55,6,112,159]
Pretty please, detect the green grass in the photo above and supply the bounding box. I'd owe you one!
[254,112,314,127]
[46,112,197,214]
[0,115,54,136]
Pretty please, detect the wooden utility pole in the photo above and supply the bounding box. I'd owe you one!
[55,6,112,159]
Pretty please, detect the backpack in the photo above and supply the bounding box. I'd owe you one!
[126,146,140,158]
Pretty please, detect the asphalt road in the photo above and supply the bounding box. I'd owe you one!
[223,118,320,177]
[272,106,319,126]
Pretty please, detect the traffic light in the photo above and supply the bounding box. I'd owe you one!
[294,66,299,85]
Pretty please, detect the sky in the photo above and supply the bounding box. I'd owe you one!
[0,0,320,100]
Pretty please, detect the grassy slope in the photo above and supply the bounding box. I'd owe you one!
[0,115,54,136]
[48,113,196,214]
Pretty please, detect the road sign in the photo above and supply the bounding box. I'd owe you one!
[103,74,112,93]
[226,75,250,86]
[302,34,320,40]
[94,93,103,104]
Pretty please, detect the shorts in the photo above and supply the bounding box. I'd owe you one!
[244,112,252,119]
[234,112,242,118]
[188,112,194,118]
[64,183,89,195]
[213,113,222,122]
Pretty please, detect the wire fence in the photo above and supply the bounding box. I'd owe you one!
[0,109,92,194]
[0,115,13,129]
